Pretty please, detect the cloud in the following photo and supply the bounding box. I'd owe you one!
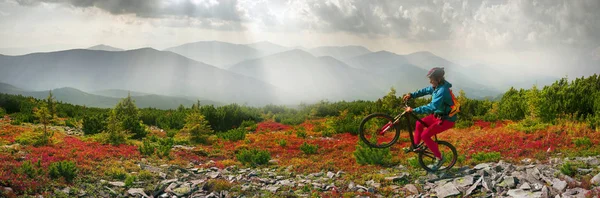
[9,0,600,53]
[14,0,245,30]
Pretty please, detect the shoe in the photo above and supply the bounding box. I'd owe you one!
[403,143,424,153]
[431,156,445,171]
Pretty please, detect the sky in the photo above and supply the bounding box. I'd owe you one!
[0,0,599,78]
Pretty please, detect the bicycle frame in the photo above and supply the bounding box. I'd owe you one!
[385,101,438,148]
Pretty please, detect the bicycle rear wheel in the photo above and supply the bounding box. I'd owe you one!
[358,113,401,148]
[417,141,457,172]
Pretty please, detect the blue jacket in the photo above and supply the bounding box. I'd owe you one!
[410,80,457,122]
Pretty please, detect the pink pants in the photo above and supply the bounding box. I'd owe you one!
[414,114,455,159]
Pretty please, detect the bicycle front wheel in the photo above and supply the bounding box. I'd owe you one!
[358,113,401,148]
[417,141,457,172]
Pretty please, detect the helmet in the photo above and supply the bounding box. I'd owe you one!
[426,67,445,78]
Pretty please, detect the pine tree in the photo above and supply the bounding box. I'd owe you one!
[182,111,213,144]
[34,104,53,139]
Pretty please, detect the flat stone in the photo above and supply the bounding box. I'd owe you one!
[348,182,355,190]
[160,179,178,185]
[435,182,460,198]
[474,164,491,170]
[326,171,335,178]
[385,176,406,182]
[465,177,483,197]
[500,176,517,188]
[507,189,542,198]
[190,179,205,187]
[164,182,178,193]
[108,181,125,187]
[267,186,280,193]
[173,185,192,196]
[526,168,542,180]
[279,179,294,187]
[248,171,258,177]
[453,175,474,188]
[355,185,368,192]
[482,176,492,191]
[561,188,589,198]
[61,187,70,194]
[586,158,600,166]
[591,172,600,185]
[312,172,324,177]
[207,172,220,179]
[127,188,149,198]
[403,184,419,194]
[552,178,567,192]
[336,170,345,177]
[541,186,550,197]
[519,182,531,190]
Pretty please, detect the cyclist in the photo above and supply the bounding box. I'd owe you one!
[402,67,457,171]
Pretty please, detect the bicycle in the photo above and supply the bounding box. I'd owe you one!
[358,100,457,172]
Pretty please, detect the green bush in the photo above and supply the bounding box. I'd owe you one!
[139,139,155,156]
[217,128,247,141]
[276,139,287,147]
[321,127,335,137]
[560,162,575,177]
[156,138,173,159]
[14,128,51,147]
[455,119,474,129]
[407,157,420,168]
[137,170,154,181]
[125,175,136,187]
[300,142,318,155]
[507,118,549,133]
[166,130,177,138]
[330,110,360,135]
[471,151,502,163]
[0,107,5,117]
[64,118,78,128]
[235,149,271,167]
[105,167,127,180]
[274,113,306,125]
[353,140,393,166]
[295,127,307,139]
[48,160,78,183]
[10,119,22,125]
[82,114,106,135]
[573,137,592,148]
[240,120,257,132]
[17,160,44,178]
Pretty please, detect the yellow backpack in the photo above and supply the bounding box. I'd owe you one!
[448,89,461,117]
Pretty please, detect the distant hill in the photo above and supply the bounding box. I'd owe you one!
[0,48,296,106]
[91,89,150,98]
[343,50,500,98]
[0,82,220,109]
[228,49,386,102]
[308,45,372,60]
[87,44,124,51]
[246,41,289,55]
[164,41,265,68]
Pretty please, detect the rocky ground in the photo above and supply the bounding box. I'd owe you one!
[2,121,600,197]
[14,154,595,198]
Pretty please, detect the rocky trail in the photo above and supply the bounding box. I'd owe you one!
[32,154,598,198]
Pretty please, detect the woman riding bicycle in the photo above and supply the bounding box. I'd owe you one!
[402,67,457,170]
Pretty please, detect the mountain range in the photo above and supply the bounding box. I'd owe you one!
[0,83,221,109]
[0,41,562,108]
